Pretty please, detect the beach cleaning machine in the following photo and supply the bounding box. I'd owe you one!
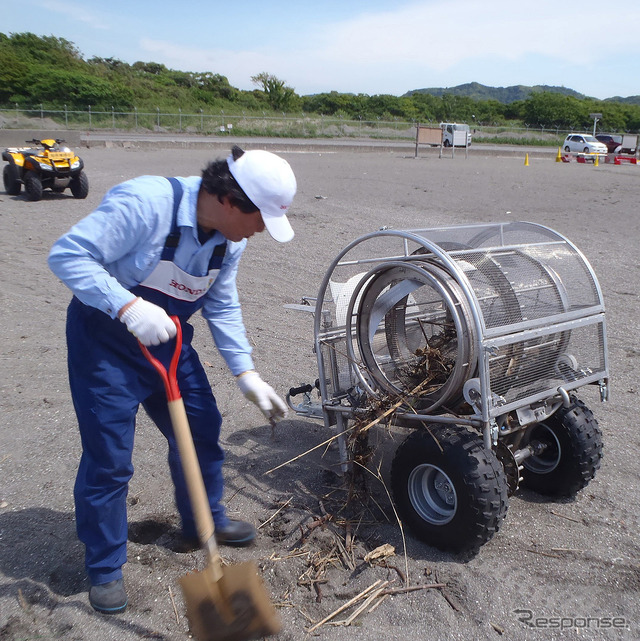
[286,221,608,553]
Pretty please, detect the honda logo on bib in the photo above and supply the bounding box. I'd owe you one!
[140,260,219,302]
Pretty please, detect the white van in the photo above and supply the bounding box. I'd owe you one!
[440,122,472,147]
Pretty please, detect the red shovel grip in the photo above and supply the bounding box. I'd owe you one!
[138,316,183,401]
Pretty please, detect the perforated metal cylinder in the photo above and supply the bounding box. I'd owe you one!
[350,261,476,413]
[313,223,607,422]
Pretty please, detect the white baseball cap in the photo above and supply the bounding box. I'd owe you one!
[227,150,297,243]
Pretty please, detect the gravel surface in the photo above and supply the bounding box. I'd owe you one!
[1,144,638,640]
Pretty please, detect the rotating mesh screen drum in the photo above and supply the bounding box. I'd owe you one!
[314,222,607,422]
[351,261,476,413]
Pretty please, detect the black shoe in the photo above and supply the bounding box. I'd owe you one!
[89,578,128,614]
[215,519,255,547]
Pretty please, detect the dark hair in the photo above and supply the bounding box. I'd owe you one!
[200,145,258,213]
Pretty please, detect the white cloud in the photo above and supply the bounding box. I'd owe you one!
[139,38,281,84]
[317,0,639,68]
[32,0,110,30]
[139,0,640,96]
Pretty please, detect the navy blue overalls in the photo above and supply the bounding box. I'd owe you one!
[67,179,229,585]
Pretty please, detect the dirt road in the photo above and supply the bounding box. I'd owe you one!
[1,145,638,640]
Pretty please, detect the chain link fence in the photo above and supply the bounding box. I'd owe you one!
[0,106,415,139]
[0,105,588,145]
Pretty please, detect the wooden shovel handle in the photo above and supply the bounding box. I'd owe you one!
[139,319,222,576]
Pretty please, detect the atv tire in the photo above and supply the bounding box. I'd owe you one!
[3,164,21,195]
[520,397,603,497]
[70,171,89,199]
[24,170,43,201]
[391,425,509,553]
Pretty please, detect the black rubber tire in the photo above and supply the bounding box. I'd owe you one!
[70,171,89,199]
[3,164,21,195]
[24,170,43,201]
[520,397,603,497]
[564,146,571,153]
[391,425,509,553]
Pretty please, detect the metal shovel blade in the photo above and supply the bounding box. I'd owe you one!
[179,560,281,641]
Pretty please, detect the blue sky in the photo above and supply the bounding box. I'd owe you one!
[4,0,639,99]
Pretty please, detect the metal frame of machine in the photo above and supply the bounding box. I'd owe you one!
[287,221,607,552]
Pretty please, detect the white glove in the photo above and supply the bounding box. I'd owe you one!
[236,371,288,421]
[119,297,177,346]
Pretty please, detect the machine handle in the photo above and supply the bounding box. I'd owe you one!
[289,382,319,397]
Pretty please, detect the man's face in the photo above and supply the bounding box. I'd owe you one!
[198,193,266,241]
[220,206,266,242]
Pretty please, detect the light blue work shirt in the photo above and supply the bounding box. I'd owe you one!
[48,175,254,375]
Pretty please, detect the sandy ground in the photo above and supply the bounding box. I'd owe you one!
[1,143,639,641]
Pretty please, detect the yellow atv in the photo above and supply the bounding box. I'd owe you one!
[2,138,89,201]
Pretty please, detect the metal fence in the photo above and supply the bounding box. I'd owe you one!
[0,106,418,139]
[0,105,589,143]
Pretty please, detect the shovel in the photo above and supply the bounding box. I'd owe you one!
[139,316,281,641]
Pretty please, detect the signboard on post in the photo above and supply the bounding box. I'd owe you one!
[415,124,442,157]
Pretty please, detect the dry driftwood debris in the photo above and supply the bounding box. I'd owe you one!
[363,543,395,564]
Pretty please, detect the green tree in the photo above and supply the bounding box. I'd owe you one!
[3,32,83,69]
[193,72,237,101]
[88,57,132,74]
[0,45,30,103]
[132,61,169,76]
[250,72,299,112]
[472,99,508,125]
[24,67,133,108]
[523,92,586,128]
[302,91,356,116]
[410,92,440,122]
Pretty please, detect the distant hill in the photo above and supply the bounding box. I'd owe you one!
[403,82,588,103]
[604,95,640,105]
